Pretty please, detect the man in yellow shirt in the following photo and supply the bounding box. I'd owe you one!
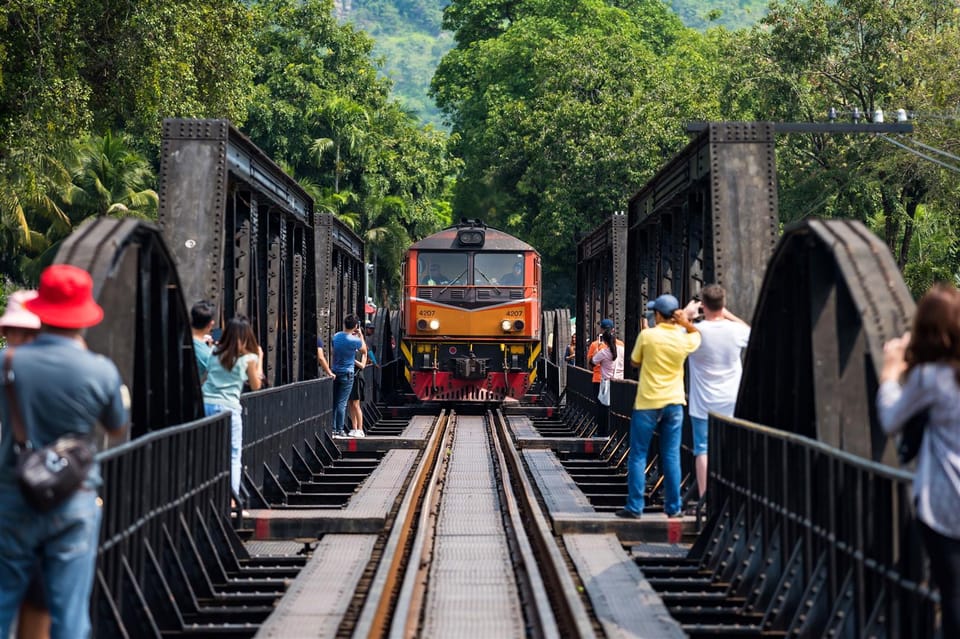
[616,294,700,519]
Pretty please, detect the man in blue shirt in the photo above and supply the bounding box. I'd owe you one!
[330,315,366,438]
[0,264,129,639]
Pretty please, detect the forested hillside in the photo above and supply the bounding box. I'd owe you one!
[3,0,960,312]
[341,0,451,127]
[340,0,771,128]
[670,0,769,29]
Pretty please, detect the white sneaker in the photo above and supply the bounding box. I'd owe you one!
[333,432,346,439]
[348,429,360,438]
[357,431,365,438]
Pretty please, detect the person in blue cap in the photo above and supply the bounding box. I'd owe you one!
[617,293,700,519]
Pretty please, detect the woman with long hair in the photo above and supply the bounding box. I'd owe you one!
[879,283,960,637]
[202,315,263,499]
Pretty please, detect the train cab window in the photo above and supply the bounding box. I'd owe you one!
[475,253,524,285]
[418,253,468,285]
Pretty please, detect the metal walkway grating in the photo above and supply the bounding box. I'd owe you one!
[420,417,525,637]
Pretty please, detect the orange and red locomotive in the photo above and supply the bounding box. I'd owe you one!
[399,220,542,402]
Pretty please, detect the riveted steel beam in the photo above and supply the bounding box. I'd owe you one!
[571,123,779,376]
[736,219,914,462]
[158,118,330,385]
[55,217,205,439]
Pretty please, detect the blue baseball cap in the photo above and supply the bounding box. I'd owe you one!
[599,318,614,329]
[647,294,679,316]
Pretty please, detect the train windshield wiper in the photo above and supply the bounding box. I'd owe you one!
[439,269,468,294]
[475,268,501,293]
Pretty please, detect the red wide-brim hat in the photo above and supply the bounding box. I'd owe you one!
[24,264,104,329]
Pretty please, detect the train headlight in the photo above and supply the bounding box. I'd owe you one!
[513,320,525,331]
[418,318,441,331]
[456,228,485,247]
[501,319,512,332]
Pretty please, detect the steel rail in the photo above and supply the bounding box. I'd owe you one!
[489,410,597,638]
[389,412,456,638]
[350,410,450,638]
[486,411,562,639]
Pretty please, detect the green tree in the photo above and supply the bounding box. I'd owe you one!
[246,0,458,302]
[104,0,256,148]
[66,131,159,221]
[0,0,256,283]
[310,97,373,194]
[432,0,725,307]
[747,0,960,293]
[0,146,72,280]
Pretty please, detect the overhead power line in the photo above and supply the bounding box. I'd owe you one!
[879,135,960,174]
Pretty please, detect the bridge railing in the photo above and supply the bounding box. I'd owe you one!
[241,377,332,492]
[541,359,562,402]
[708,414,935,636]
[561,366,696,502]
[95,412,231,633]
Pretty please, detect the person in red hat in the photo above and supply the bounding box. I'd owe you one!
[0,264,129,639]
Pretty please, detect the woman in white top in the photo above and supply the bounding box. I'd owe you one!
[878,284,960,638]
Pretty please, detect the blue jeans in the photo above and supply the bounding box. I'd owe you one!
[205,403,243,495]
[332,371,355,434]
[0,487,101,639]
[691,416,708,456]
[625,405,683,516]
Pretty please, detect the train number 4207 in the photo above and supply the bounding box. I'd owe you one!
[505,310,523,317]
[418,310,437,317]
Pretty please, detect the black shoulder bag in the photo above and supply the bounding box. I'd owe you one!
[897,408,929,465]
[3,348,95,512]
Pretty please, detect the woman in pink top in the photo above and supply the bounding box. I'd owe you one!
[591,328,625,437]
[592,331,625,381]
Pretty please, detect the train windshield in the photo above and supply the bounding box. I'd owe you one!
[418,253,469,285]
[475,253,524,286]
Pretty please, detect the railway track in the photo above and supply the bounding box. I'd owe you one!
[251,406,692,639]
[348,409,594,638]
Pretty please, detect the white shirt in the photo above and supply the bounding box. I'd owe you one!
[687,319,750,419]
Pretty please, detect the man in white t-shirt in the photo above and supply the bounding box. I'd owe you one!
[683,284,751,503]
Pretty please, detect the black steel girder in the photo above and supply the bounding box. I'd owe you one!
[735,219,915,463]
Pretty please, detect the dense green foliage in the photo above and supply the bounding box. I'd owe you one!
[0,0,456,303]
[432,0,741,305]
[432,0,960,305]
[745,0,960,293]
[3,0,960,316]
